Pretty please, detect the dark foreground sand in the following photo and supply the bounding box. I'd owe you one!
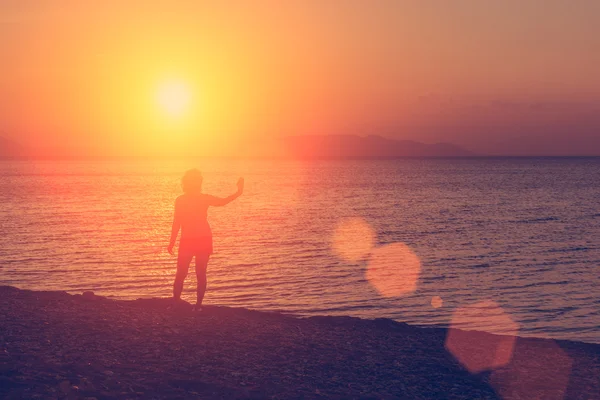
[1,286,599,399]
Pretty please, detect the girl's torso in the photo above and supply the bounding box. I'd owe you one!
[177,193,212,239]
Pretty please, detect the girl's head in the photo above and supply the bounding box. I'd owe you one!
[182,169,203,193]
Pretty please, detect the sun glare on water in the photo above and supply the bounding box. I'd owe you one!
[156,79,192,118]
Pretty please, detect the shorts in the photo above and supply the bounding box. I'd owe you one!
[179,236,213,256]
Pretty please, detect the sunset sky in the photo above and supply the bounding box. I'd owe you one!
[1,1,599,156]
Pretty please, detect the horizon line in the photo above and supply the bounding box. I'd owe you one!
[2,155,600,161]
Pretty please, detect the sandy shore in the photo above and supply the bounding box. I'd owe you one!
[1,286,598,399]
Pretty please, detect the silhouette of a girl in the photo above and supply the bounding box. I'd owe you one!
[168,169,243,310]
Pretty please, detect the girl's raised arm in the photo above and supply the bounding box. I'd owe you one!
[206,178,244,207]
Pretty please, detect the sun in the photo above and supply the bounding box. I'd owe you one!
[156,79,192,118]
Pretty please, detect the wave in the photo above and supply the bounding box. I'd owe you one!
[499,280,571,290]
[514,216,559,223]
[546,246,590,253]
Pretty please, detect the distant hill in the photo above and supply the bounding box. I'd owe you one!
[0,136,27,157]
[283,135,475,158]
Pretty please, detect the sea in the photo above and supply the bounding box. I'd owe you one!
[1,157,599,344]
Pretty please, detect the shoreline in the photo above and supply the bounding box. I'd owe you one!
[1,285,599,399]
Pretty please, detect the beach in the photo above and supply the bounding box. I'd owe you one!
[1,286,599,399]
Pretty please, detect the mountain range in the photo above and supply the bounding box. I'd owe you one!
[282,135,475,158]
[0,135,26,157]
[0,134,475,158]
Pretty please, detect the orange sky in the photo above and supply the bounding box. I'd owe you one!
[1,1,599,156]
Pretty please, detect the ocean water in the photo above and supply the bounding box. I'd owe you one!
[1,158,599,344]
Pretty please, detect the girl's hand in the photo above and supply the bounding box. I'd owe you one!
[167,244,175,255]
[236,177,244,194]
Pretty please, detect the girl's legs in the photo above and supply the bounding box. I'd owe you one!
[173,250,193,300]
[195,254,210,306]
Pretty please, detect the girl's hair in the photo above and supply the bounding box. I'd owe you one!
[182,169,203,193]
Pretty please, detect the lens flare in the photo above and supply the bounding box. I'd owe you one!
[445,300,518,373]
[490,339,572,400]
[431,296,443,308]
[366,243,421,298]
[332,218,375,262]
